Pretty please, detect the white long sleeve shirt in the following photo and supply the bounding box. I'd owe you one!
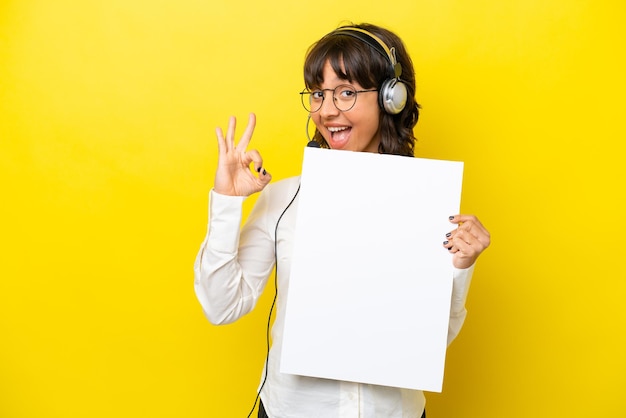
[194,176,474,418]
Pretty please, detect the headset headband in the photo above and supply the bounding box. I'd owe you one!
[331,27,403,79]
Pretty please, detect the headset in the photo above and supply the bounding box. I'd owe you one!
[330,27,408,115]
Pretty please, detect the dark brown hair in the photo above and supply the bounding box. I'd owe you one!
[304,23,420,156]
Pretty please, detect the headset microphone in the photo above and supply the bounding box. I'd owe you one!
[305,114,320,147]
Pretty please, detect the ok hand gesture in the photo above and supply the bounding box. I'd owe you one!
[213,113,271,196]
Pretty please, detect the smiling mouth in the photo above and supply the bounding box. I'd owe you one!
[326,126,352,146]
[328,126,351,138]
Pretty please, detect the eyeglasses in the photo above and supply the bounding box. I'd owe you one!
[300,84,378,113]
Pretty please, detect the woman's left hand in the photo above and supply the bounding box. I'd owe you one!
[444,215,491,269]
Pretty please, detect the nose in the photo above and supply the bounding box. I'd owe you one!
[318,91,339,118]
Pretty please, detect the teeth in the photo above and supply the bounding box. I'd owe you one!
[327,126,349,132]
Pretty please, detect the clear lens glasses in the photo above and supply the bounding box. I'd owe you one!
[300,84,378,113]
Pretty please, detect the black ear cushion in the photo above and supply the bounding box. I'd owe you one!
[379,78,408,114]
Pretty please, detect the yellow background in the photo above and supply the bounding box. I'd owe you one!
[1,0,624,417]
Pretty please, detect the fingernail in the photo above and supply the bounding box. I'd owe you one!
[449,216,455,220]
[443,241,449,245]
[446,232,452,238]
[257,167,262,173]
[262,169,267,175]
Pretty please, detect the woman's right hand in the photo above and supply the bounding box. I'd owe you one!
[213,113,271,196]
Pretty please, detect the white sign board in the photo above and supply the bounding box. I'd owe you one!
[280,147,464,392]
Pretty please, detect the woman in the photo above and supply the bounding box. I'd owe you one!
[194,23,490,418]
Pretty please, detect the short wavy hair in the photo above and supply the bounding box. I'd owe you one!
[303,23,420,157]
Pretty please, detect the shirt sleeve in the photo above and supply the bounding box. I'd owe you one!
[447,264,475,345]
[193,189,276,325]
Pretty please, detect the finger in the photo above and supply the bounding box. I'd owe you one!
[467,226,490,249]
[444,242,459,253]
[236,113,256,151]
[446,238,478,262]
[226,116,237,151]
[456,230,489,260]
[215,126,226,155]
[443,239,456,252]
[451,239,467,254]
[245,149,265,174]
[450,214,486,233]
[258,167,272,187]
[445,228,470,249]
[449,214,478,225]
[450,214,490,243]
[453,229,474,247]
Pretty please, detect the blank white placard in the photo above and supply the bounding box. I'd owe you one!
[280,147,464,392]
